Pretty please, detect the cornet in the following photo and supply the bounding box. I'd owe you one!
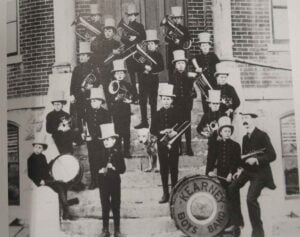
[81,72,97,91]
[108,80,132,102]
[71,15,102,41]
[81,119,92,142]
[160,15,192,49]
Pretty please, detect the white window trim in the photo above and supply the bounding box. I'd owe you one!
[7,0,22,64]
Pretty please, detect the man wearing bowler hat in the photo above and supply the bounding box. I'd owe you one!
[228,109,276,237]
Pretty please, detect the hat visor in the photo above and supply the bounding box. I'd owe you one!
[206,99,221,103]
[218,125,234,136]
[214,72,229,77]
[51,100,67,105]
[198,40,212,44]
[126,12,139,16]
[103,26,117,31]
[172,58,188,64]
[78,51,92,55]
[111,69,127,73]
[159,94,176,97]
[32,143,48,150]
[88,97,105,102]
[171,15,184,17]
[144,39,160,43]
[99,134,119,140]
[239,112,258,118]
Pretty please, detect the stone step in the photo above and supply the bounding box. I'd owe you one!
[62,216,183,237]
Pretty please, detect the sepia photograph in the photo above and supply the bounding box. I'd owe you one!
[2,0,300,236]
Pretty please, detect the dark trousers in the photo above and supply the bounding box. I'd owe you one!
[87,139,104,186]
[201,94,209,114]
[228,172,265,237]
[117,129,131,154]
[47,181,69,215]
[178,109,192,150]
[128,69,139,99]
[53,131,74,155]
[138,79,158,124]
[158,142,179,195]
[98,175,121,229]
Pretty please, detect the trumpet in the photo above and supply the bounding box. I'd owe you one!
[58,116,72,132]
[81,72,97,91]
[160,15,192,49]
[118,18,141,39]
[71,15,102,41]
[108,80,132,102]
[81,119,92,142]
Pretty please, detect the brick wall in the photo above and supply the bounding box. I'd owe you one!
[186,0,293,89]
[7,0,55,99]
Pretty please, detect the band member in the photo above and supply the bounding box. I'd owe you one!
[90,3,104,52]
[82,87,111,189]
[109,59,134,158]
[27,133,73,220]
[98,123,126,237]
[151,84,180,204]
[191,32,220,113]
[197,90,225,174]
[215,63,240,120]
[170,50,195,156]
[70,41,100,143]
[120,3,146,102]
[206,116,244,235]
[228,110,276,237]
[46,90,74,154]
[165,6,190,80]
[135,29,164,129]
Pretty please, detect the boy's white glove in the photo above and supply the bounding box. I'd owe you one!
[226,173,233,183]
[233,168,243,180]
[208,169,217,177]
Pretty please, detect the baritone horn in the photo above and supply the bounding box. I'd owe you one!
[108,80,132,102]
[71,15,102,41]
[81,72,97,91]
[160,15,192,49]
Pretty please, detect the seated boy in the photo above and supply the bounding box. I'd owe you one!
[98,123,126,237]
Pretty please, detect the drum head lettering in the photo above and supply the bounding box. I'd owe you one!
[170,175,228,237]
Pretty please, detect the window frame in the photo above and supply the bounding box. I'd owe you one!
[271,0,289,44]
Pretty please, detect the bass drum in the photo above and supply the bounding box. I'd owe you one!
[50,154,83,185]
[170,174,229,237]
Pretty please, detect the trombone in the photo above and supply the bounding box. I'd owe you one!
[166,121,191,149]
[117,18,141,39]
[71,15,102,41]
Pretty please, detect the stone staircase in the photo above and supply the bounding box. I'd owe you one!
[61,95,209,236]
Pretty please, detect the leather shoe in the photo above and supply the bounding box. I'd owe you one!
[134,122,149,129]
[114,230,125,237]
[186,148,194,156]
[88,182,97,190]
[100,228,110,237]
[159,194,169,204]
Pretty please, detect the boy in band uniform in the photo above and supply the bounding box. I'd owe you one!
[191,32,220,113]
[135,29,164,129]
[70,41,101,142]
[98,123,126,237]
[46,90,74,154]
[170,50,195,156]
[110,59,134,158]
[197,90,225,175]
[27,133,73,220]
[151,84,180,204]
[214,62,240,120]
[82,87,111,189]
[165,6,190,79]
[89,3,104,52]
[228,110,276,237]
[120,3,146,102]
[206,116,244,235]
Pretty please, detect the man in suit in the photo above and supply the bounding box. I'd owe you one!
[228,110,276,237]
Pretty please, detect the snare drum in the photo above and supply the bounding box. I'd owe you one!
[50,154,82,184]
[170,175,229,237]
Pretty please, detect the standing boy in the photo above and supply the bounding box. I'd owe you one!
[46,91,74,154]
[98,123,126,237]
[109,59,134,158]
[27,133,73,220]
[151,84,180,204]
[82,87,111,189]
[170,49,195,156]
[135,29,164,129]
[120,3,146,102]
[191,32,220,113]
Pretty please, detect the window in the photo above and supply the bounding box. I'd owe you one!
[280,113,299,198]
[8,123,20,206]
[7,0,18,56]
[271,0,289,44]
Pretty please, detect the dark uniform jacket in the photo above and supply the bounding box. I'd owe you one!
[99,146,126,179]
[27,153,53,187]
[120,20,146,47]
[70,62,101,101]
[171,71,195,112]
[216,83,240,112]
[242,127,276,189]
[83,107,111,140]
[192,52,220,88]
[46,110,71,136]
[151,106,178,139]
[206,139,242,178]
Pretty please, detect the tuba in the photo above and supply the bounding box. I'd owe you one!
[160,15,192,49]
[108,80,132,102]
[81,72,97,91]
[71,15,102,41]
